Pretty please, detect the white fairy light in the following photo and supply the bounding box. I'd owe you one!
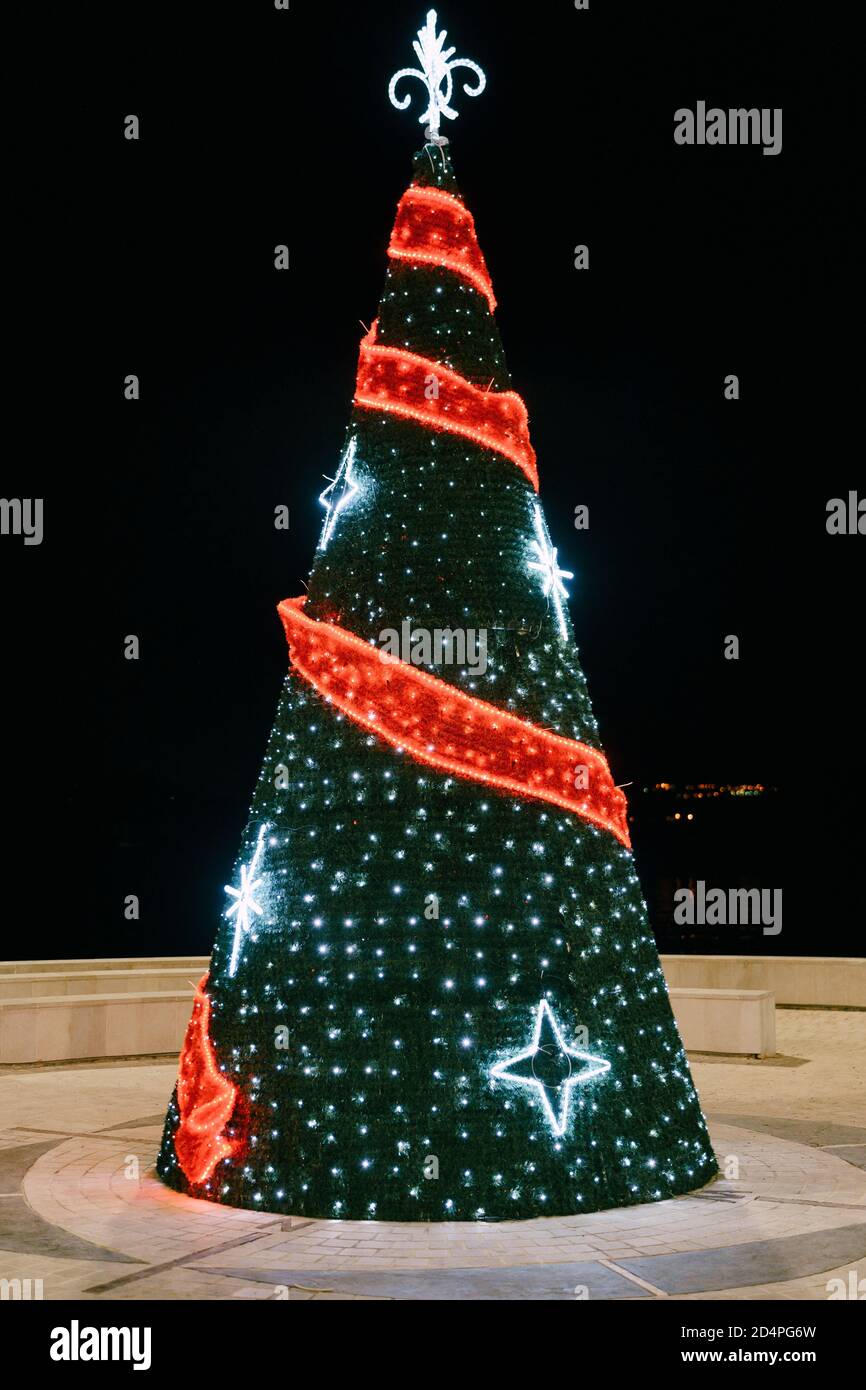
[388,9,486,140]
[318,437,360,551]
[490,999,611,1138]
[225,824,268,978]
[528,502,573,640]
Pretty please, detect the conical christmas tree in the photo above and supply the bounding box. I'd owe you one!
[158,10,717,1222]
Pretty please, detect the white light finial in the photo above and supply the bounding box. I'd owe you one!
[388,9,486,142]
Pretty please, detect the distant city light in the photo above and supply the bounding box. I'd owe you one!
[644,782,775,799]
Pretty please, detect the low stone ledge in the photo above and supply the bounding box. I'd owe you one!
[0,990,194,1063]
[669,986,776,1057]
[662,955,865,1009]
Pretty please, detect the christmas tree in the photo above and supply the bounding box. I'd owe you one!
[158,10,717,1222]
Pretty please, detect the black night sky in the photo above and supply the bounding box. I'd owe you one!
[4,1,860,958]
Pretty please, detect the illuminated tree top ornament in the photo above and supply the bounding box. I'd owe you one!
[491,999,611,1138]
[388,9,486,141]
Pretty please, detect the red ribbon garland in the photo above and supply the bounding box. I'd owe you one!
[388,185,497,311]
[278,596,631,847]
[174,975,239,1186]
[354,322,540,492]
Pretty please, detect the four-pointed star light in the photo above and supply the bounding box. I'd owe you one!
[318,437,360,551]
[491,999,611,1137]
[225,824,268,978]
[528,503,574,640]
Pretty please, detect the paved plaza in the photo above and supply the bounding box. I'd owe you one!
[1,1010,863,1301]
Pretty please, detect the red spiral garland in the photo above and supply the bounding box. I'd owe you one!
[174,975,239,1186]
[354,322,539,491]
[388,185,497,310]
[278,596,631,847]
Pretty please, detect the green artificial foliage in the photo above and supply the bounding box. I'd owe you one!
[158,144,717,1221]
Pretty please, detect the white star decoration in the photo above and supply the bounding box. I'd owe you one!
[225,824,268,978]
[491,999,611,1138]
[528,503,573,640]
[318,437,360,551]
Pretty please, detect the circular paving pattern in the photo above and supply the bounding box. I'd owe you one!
[11,1116,866,1299]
